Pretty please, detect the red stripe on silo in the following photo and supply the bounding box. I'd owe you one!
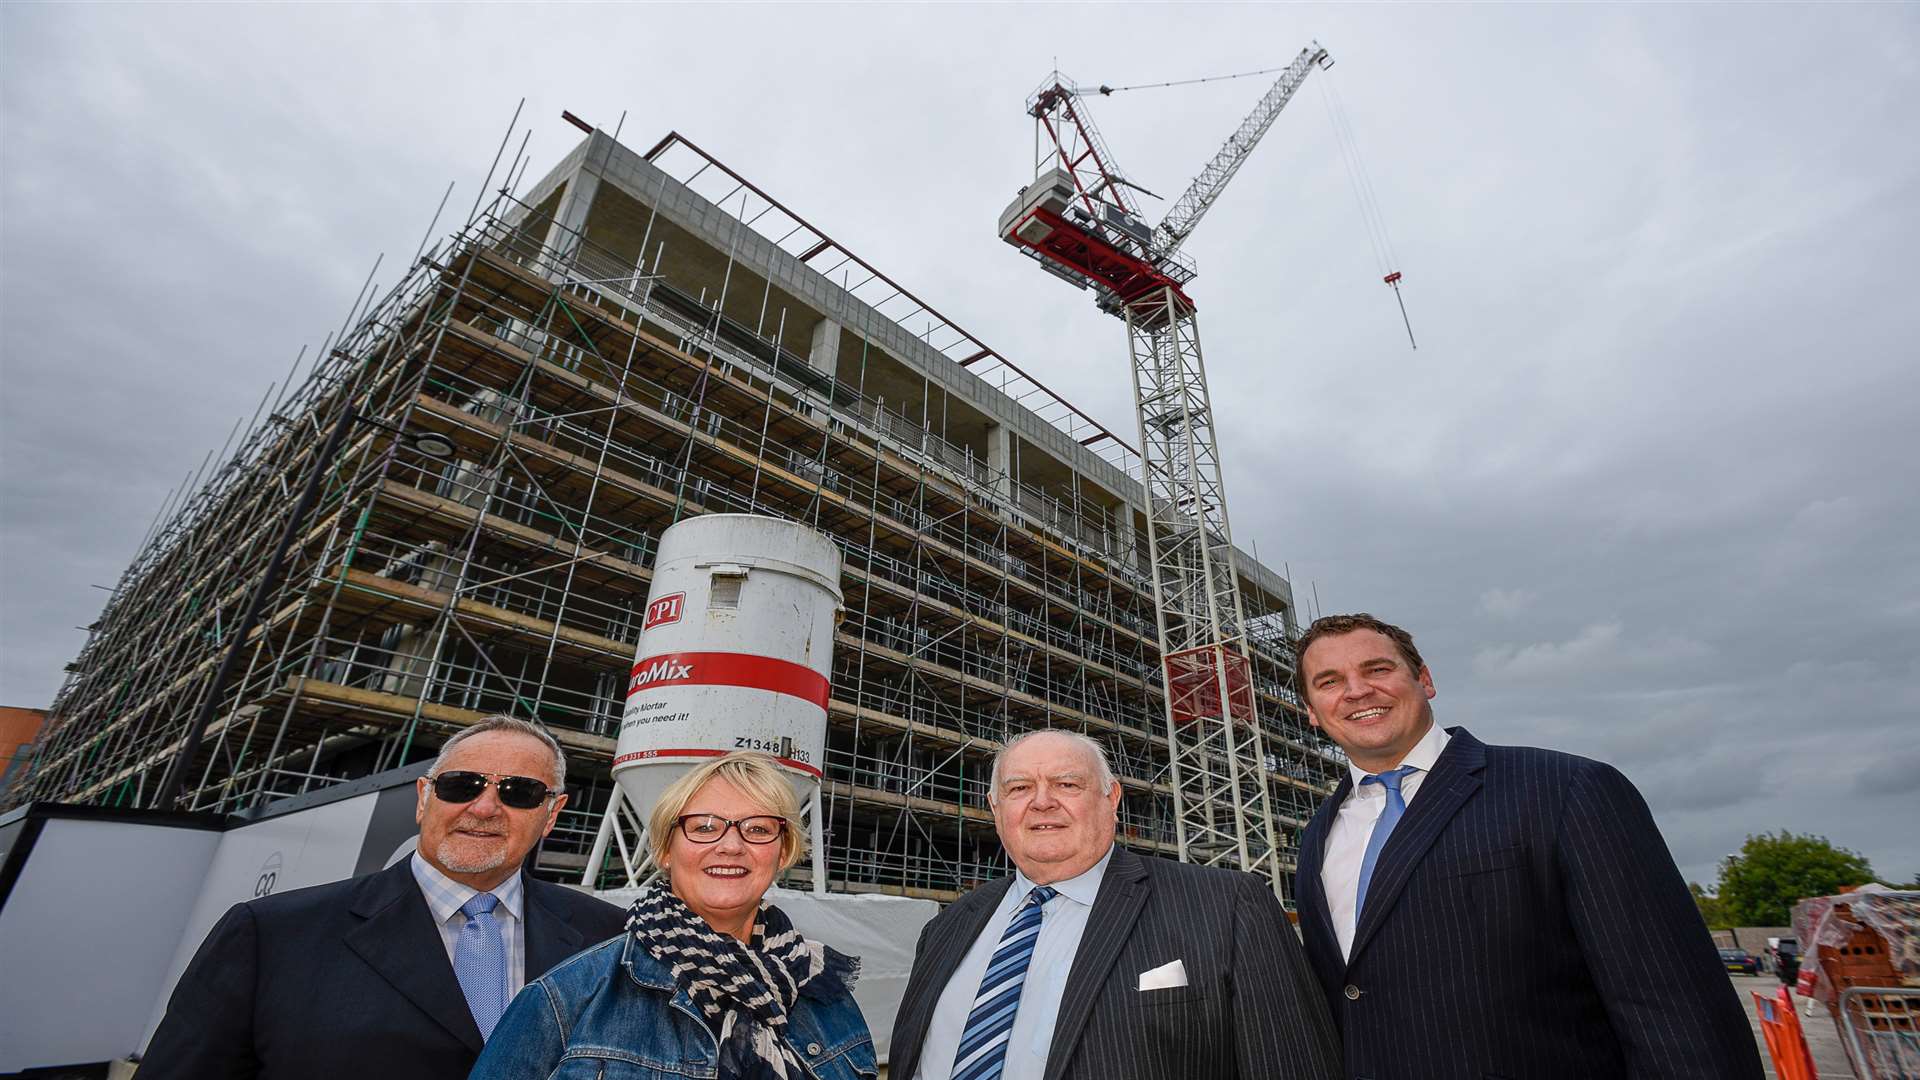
[626,651,830,710]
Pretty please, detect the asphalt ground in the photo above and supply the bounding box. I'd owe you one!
[1732,973,1855,1078]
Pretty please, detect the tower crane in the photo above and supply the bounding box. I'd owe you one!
[996,44,1333,892]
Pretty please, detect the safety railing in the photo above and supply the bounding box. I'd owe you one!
[1840,986,1920,1079]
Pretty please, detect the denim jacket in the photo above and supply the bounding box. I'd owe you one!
[471,930,877,1080]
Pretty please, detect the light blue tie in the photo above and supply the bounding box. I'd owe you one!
[453,892,508,1039]
[1354,765,1419,918]
[950,885,1057,1080]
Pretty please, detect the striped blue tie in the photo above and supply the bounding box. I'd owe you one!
[453,892,508,1039]
[950,884,1057,1080]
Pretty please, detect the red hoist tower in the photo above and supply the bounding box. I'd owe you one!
[998,45,1333,890]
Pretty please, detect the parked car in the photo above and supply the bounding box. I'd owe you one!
[1772,937,1801,985]
[1718,947,1759,975]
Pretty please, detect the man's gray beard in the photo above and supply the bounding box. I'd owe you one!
[435,836,509,874]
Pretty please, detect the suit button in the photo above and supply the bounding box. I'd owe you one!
[1344,984,1362,1000]
[807,1043,822,1055]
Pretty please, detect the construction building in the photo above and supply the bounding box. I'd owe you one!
[8,127,1346,903]
[0,706,49,802]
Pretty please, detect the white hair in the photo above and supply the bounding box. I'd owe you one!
[429,715,568,789]
[989,729,1116,797]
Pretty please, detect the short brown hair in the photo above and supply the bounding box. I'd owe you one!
[645,752,806,873]
[1294,613,1427,698]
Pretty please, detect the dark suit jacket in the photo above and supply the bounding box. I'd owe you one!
[1294,727,1761,1079]
[139,858,628,1080]
[891,845,1342,1080]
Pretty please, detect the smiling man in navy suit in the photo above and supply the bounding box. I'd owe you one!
[140,716,627,1080]
[1292,614,1760,1080]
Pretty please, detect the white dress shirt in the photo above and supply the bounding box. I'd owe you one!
[1320,723,1451,961]
[410,852,529,999]
[913,845,1113,1080]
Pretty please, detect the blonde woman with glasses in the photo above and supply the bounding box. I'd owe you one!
[472,751,875,1080]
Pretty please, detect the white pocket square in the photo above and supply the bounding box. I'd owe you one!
[1137,958,1188,991]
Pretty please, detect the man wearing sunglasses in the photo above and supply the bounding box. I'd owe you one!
[140,716,627,1080]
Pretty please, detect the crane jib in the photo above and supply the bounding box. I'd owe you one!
[1153,45,1331,261]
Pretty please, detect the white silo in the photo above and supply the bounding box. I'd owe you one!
[590,514,842,889]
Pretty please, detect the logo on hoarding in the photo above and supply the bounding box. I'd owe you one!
[255,851,284,898]
[644,592,686,631]
[629,656,696,694]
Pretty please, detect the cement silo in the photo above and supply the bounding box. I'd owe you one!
[593,514,842,884]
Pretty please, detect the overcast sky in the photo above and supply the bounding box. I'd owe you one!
[3,3,1915,888]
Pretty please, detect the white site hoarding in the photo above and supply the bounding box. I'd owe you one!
[0,770,426,1073]
[0,811,221,1074]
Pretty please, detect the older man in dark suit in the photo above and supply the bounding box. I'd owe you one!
[891,729,1341,1080]
[1292,613,1760,1079]
[140,716,627,1080]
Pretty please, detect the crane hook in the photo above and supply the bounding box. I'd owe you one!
[1384,271,1417,351]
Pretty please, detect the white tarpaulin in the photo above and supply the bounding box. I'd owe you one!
[598,885,940,1063]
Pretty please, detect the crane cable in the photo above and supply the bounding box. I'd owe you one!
[1317,75,1417,349]
[1083,63,1297,97]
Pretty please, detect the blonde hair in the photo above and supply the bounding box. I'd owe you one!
[645,752,807,873]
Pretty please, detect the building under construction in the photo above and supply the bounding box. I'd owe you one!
[10,127,1345,903]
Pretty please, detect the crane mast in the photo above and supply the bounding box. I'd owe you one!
[998,47,1331,895]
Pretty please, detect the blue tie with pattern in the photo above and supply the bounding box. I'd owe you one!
[453,892,508,1039]
[1355,765,1419,917]
[950,884,1058,1080]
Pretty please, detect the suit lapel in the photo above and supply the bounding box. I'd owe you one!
[1296,775,1349,966]
[344,861,484,1054]
[1042,846,1151,1080]
[523,879,589,979]
[895,876,1011,1080]
[1347,727,1487,965]
[922,877,1010,994]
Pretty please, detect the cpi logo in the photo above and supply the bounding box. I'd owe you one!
[643,592,685,631]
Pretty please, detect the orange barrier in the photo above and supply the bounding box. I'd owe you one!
[1755,986,1819,1080]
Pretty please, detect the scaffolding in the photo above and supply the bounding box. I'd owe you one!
[11,126,1346,903]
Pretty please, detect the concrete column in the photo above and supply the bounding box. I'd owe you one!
[808,317,841,379]
[1115,507,1141,568]
[986,423,1014,502]
[539,171,601,272]
[379,625,436,699]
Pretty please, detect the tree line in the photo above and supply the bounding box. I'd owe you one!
[1689,830,1910,929]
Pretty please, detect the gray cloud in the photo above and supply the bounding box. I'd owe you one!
[1473,622,1715,686]
[4,3,1917,889]
[1854,746,1920,800]
[1476,588,1537,619]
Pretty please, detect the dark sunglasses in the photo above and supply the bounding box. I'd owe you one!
[428,771,556,810]
[675,814,787,845]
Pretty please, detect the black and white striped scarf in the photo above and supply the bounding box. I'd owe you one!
[626,886,858,1080]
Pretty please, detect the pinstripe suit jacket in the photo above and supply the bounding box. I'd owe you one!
[1294,727,1761,1079]
[890,844,1342,1080]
